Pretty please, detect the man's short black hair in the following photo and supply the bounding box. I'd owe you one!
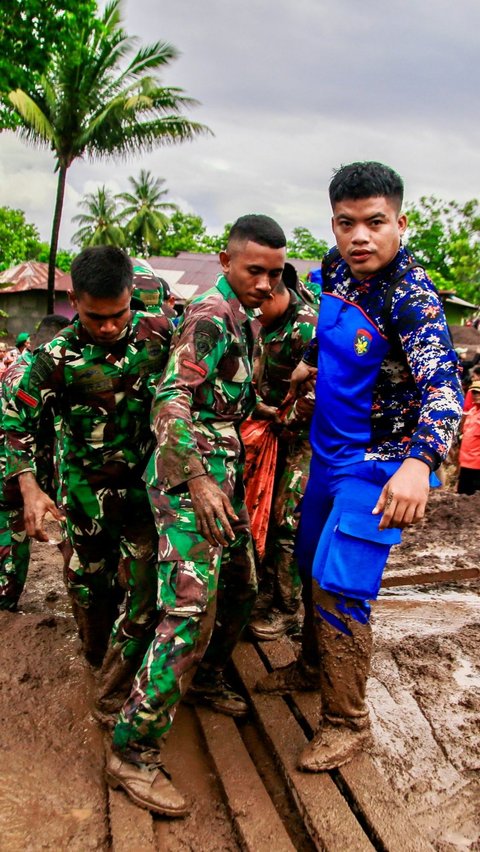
[329,162,404,211]
[33,314,70,348]
[227,214,286,249]
[71,246,133,298]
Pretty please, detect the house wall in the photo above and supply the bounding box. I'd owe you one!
[0,292,73,338]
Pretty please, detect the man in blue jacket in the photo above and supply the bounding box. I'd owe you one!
[257,161,463,772]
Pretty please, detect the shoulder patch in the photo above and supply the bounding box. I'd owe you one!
[194,319,221,362]
[29,349,56,386]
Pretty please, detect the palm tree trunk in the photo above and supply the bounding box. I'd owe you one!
[47,163,68,314]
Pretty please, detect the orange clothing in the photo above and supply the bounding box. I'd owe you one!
[459,402,480,469]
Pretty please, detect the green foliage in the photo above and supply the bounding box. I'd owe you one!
[118,170,177,256]
[0,207,41,270]
[157,210,208,255]
[36,244,74,271]
[72,187,125,248]
[4,0,211,310]
[287,227,328,260]
[405,197,480,304]
[0,0,98,129]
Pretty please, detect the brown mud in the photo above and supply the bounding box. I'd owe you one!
[0,488,478,850]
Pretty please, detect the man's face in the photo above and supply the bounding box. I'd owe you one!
[0,344,6,360]
[219,240,286,308]
[69,288,132,345]
[331,196,407,280]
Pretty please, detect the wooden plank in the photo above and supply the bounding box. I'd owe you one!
[258,644,435,852]
[382,565,479,588]
[233,641,374,852]
[196,707,296,852]
[339,755,436,852]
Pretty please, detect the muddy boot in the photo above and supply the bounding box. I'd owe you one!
[249,606,303,641]
[256,655,322,694]
[298,722,373,771]
[185,668,248,718]
[106,754,188,817]
[297,585,373,772]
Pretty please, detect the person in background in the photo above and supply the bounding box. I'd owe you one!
[246,267,318,641]
[458,380,480,494]
[0,315,70,610]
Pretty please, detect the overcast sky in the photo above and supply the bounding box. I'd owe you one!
[0,0,478,251]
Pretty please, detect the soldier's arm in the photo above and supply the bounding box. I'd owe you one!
[4,349,64,540]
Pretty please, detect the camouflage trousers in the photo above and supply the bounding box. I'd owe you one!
[258,433,311,613]
[112,474,257,766]
[0,503,30,611]
[64,477,158,667]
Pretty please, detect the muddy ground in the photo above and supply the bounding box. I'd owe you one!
[0,487,478,851]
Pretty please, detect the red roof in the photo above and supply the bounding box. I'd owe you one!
[0,261,71,293]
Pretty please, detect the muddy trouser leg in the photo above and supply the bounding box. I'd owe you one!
[305,461,402,728]
[312,584,372,728]
[65,482,153,667]
[96,485,159,713]
[0,504,31,611]
[112,480,254,766]
[268,435,311,614]
[196,507,257,673]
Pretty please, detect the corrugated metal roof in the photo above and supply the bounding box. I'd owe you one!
[0,262,71,293]
[149,253,323,300]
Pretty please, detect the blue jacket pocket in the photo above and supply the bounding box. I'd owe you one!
[313,511,401,601]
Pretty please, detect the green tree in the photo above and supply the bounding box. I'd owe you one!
[287,227,328,260]
[118,170,177,256]
[0,207,42,271]
[6,0,210,312]
[157,210,208,255]
[36,243,74,272]
[0,0,97,129]
[405,196,480,304]
[72,186,126,248]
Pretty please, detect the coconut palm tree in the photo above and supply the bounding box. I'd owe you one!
[7,0,210,312]
[118,169,177,256]
[72,186,126,248]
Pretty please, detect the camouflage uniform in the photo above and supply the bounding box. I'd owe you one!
[0,354,36,610]
[113,274,258,766]
[250,291,317,614]
[3,311,173,664]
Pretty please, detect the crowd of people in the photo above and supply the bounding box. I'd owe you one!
[0,160,471,816]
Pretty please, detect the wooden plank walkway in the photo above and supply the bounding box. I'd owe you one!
[106,638,435,851]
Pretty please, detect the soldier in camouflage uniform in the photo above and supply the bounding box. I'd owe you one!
[246,271,318,640]
[130,257,177,320]
[0,315,69,610]
[105,215,287,817]
[3,247,173,670]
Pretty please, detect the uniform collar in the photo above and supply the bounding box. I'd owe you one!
[215,274,259,324]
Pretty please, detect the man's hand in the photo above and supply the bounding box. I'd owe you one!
[253,401,282,423]
[18,472,65,542]
[288,361,317,401]
[188,475,238,547]
[372,458,431,530]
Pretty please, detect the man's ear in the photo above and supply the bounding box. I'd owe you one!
[68,289,77,310]
[219,250,230,274]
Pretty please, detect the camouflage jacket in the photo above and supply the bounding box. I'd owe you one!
[4,311,173,488]
[146,275,259,492]
[254,291,318,429]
